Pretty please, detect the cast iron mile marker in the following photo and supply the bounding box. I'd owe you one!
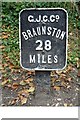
[20,8,68,70]
[19,8,68,105]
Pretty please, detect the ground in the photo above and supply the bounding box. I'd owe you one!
[0,2,80,106]
[1,65,80,106]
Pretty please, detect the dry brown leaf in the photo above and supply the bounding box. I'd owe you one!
[29,82,34,87]
[0,45,5,49]
[27,71,32,75]
[61,81,67,87]
[27,78,33,82]
[27,71,35,75]
[9,65,14,69]
[12,83,19,89]
[9,97,19,105]
[3,63,8,67]
[27,87,35,93]
[67,65,73,71]
[51,78,56,82]
[67,77,72,82]
[18,89,29,95]
[9,100,16,105]
[2,35,8,39]
[5,56,10,62]
[1,80,8,86]
[53,86,60,91]
[22,75,25,79]
[24,78,33,83]
[62,70,68,73]
[77,61,80,68]
[60,74,66,77]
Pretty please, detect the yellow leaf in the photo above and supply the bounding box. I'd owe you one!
[27,87,35,93]
[21,97,27,105]
[56,70,63,74]
[19,80,26,86]
[1,80,8,86]
[69,32,73,36]
[50,71,55,77]
[64,103,68,107]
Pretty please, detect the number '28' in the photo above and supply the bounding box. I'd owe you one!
[36,40,52,51]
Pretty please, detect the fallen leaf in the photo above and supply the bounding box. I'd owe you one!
[2,35,8,39]
[12,83,19,89]
[67,77,72,82]
[29,82,34,87]
[27,87,35,93]
[3,63,8,67]
[50,71,56,77]
[75,57,79,61]
[70,103,73,106]
[77,70,80,77]
[9,97,19,105]
[62,70,68,73]
[77,61,80,68]
[61,81,67,87]
[24,78,34,83]
[60,74,66,77]
[0,45,5,49]
[27,71,32,75]
[22,75,25,79]
[57,98,61,101]
[9,65,14,69]
[76,88,79,91]
[21,97,27,105]
[19,80,27,86]
[53,86,60,91]
[69,32,73,36]
[55,103,59,107]
[67,85,71,89]
[18,89,29,95]
[27,71,35,76]
[9,99,16,105]
[1,80,8,86]
[56,70,63,75]
[51,78,56,82]
[64,103,68,107]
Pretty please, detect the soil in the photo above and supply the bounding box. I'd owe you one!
[1,67,80,106]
